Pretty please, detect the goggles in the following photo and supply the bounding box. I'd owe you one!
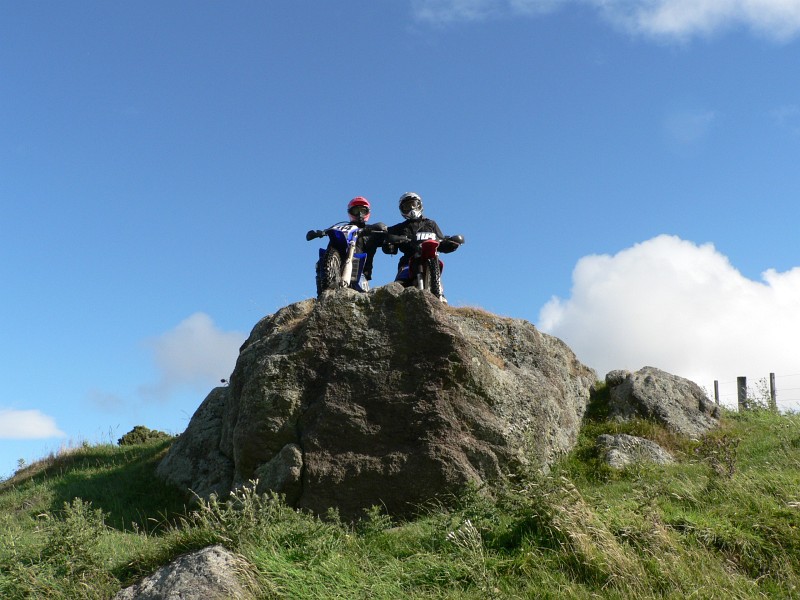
[348,205,370,217]
[400,198,421,212]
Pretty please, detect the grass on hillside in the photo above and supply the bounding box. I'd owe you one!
[1,407,799,599]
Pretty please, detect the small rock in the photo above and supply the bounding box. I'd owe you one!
[113,545,253,600]
[597,433,674,469]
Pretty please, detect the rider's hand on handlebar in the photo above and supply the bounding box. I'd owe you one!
[447,234,465,245]
[368,222,388,233]
[439,234,464,254]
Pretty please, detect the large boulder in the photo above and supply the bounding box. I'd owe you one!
[158,284,596,519]
[605,367,720,438]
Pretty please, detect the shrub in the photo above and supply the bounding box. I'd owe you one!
[117,426,172,446]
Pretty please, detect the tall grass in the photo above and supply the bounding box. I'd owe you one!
[2,409,799,599]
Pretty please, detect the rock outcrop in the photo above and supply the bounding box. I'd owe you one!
[154,387,233,499]
[158,283,596,519]
[605,367,719,438]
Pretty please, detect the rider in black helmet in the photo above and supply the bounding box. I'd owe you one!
[384,192,458,301]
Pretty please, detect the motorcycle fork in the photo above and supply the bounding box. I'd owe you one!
[341,240,357,287]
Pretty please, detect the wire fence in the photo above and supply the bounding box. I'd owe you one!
[710,372,800,413]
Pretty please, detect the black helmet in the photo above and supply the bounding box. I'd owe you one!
[399,192,423,219]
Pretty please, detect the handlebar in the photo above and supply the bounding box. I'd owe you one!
[384,234,409,244]
[306,222,389,242]
[384,234,465,245]
[382,233,465,255]
[306,222,463,247]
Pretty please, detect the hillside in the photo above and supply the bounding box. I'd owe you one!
[2,406,799,599]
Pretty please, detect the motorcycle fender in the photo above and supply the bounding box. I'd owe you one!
[420,239,440,260]
[329,224,360,245]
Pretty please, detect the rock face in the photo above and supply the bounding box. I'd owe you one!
[113,545,253,600]
[605,367,719,438]
[156,387,233,499]
[158,284,596,519]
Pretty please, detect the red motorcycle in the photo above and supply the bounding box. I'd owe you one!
[385,232,464,301]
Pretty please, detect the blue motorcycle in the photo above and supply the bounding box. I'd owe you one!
[306,222,386,297]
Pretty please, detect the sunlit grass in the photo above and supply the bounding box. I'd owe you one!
[1,410,799,598]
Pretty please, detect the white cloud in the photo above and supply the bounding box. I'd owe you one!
[609,0,800,41]
[410,0,800,40]
[139,312,245,402]
[0,409,66,439]
[538,235,800,408]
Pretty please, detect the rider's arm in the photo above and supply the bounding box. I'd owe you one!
[389,222,415,255]
[431,220,445,240]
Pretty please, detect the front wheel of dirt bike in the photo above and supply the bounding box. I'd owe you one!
[316,248,342,297]
[422,258,442,298]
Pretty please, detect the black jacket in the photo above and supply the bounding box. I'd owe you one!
[387,217,445,260]
[355,226,385,280]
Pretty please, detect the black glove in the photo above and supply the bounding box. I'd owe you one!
[439,239,458,253]
[439,234,464,253]
[306,230,324,241]
[382,242,397,255]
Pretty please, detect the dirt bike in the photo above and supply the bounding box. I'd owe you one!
[306,222,387,297]
[385,232,464,302]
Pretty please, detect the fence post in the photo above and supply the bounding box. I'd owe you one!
[770,372,777,412]
[714,380,720,405]
[737,376,747,411]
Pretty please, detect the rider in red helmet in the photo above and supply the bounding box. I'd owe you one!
[347,196,371,226]
[346,196,384,284]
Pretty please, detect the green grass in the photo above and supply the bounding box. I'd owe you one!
[2,409,800,599]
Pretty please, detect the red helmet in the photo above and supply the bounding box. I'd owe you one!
[347,196,371,224]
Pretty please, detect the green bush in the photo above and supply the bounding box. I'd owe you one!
[117,425,173,446]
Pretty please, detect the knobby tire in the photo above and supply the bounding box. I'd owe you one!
[419,258,442,299]
[427,258,442,299]
[317,247,343,297]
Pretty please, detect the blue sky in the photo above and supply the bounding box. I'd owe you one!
[2,0,800,479]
